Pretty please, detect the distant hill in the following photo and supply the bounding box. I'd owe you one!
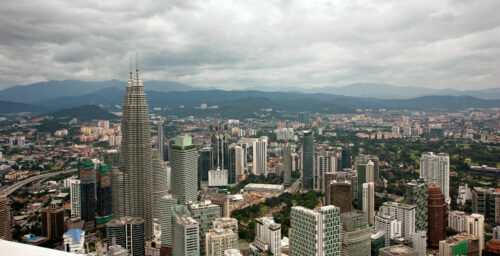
[48,105,119,121]
[253,82,500,100]
[0,80,209,104]
[0,100,44,114]
[36,89,500,118]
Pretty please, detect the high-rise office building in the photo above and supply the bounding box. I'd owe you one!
[212,218,238,233]
[160,194,178,256]
[283,143,292,185]
[104,149,120,167]
[211,124,229,170]
[375,214,401,246]
[362,182,375,225]
[472,187,500,223]
[314,149,337,192]
[152,153,168,219]
[0,195,12,240]
[354,155,379,182]
[427,184,447,248]
[171,135,198,205]
[228,145,244,184]
[411,230,427,256]
[371,230,385,256]
[468,213,485,254]
[69,178,81,217]
[420,152,450,203]
[406,179,427,232]
[157,120,165,161]
[97,164,112,217]
[199,146,213,189]
[301,131,314,189]
[252,217,281,255]
[187,200,221,256]
[107,217,145,256]
[379,202,416,241]
[41,203,65,238]
[298,112,311,124]
[171,205,200,256]
[341,148,351,169]
[252,137,268,176]
[78,159,95,230]
[121,63,154,240]
[326,179,352,213]
[205,227,239,256]
[290,205,340,256]
[111,168,125,218]
[357,161,375,210]
[448,211,470,232]
[339,210,371,256]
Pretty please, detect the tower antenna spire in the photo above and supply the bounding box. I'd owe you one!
[129,56,133,78]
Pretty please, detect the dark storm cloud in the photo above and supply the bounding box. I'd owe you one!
[0,0,499,90]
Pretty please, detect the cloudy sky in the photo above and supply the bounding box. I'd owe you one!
[0,0,499,90]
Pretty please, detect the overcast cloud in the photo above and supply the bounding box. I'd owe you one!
[0,0,499,90]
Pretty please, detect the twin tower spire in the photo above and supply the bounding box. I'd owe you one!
[128,54,141,84]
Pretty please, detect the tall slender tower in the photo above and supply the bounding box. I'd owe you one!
[170,135,198,205]
[427,184,447,248]
[283,143,292,185]
[302,131,314,188]
[121,58,154,240]
[157,121,165,161]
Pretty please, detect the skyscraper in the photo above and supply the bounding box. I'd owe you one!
[283,143,292,185]
[198,146,213,189]
[211,124,229,170]
[78,159,95,231]
[205,227,238,256]
[157,120,165,160]
[121,62,154,240]
[341,148,351,169]
[107,217,145,256]
[420,152,450,203]
[468,214,485,253]
[160,194,178,256]
[427,184,447,248]
[340,210,371,256]
[171,135,198,205]
[41,203,65,238]
[252,217,281,255]
[301,131,314,189]
[69,178,81,217]
[406,179,428,232]
[326,180,352,213]
[111,168,125,218]
[171,205,200,256]
[0,195,12,240]
[379,202,416,241]
[290,205,341,256]
[252,137,268,176]
[375,214,401,246]
[362,182,375,225]
[96,164,112,217]
[187,200,221,256]
[357,161,374,210]
[228,145,243,184]
[152,153,168,219]
[104,149,120,168]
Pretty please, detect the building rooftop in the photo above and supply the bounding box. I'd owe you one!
[379,244,417,255]
[63,229,84,243]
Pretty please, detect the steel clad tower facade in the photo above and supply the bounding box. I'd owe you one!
[121,60,154,240]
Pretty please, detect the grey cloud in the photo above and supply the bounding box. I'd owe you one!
[0,0,498,90]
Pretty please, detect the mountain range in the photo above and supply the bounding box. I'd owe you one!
[1,80,499,104]
[0,80,499,117]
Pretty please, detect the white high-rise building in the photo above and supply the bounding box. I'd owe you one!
[448,211,469,232]
[252,138,268,176]
[290,205,341,256]
[208,168,229,187]
[420,152,450,203]
[379,202,416,241]
[468,214,484,254]
[69,179,81,217]
[362,182,375,225]
[375,214,401,246]
[253,217,281,255]
[412,230,427,256]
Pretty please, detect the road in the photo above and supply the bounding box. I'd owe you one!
[0,169,75,196]
[286,172,302,193]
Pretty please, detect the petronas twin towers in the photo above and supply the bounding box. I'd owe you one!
[121,59,153,240]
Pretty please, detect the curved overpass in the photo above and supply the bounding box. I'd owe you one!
[1,169,76,196]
